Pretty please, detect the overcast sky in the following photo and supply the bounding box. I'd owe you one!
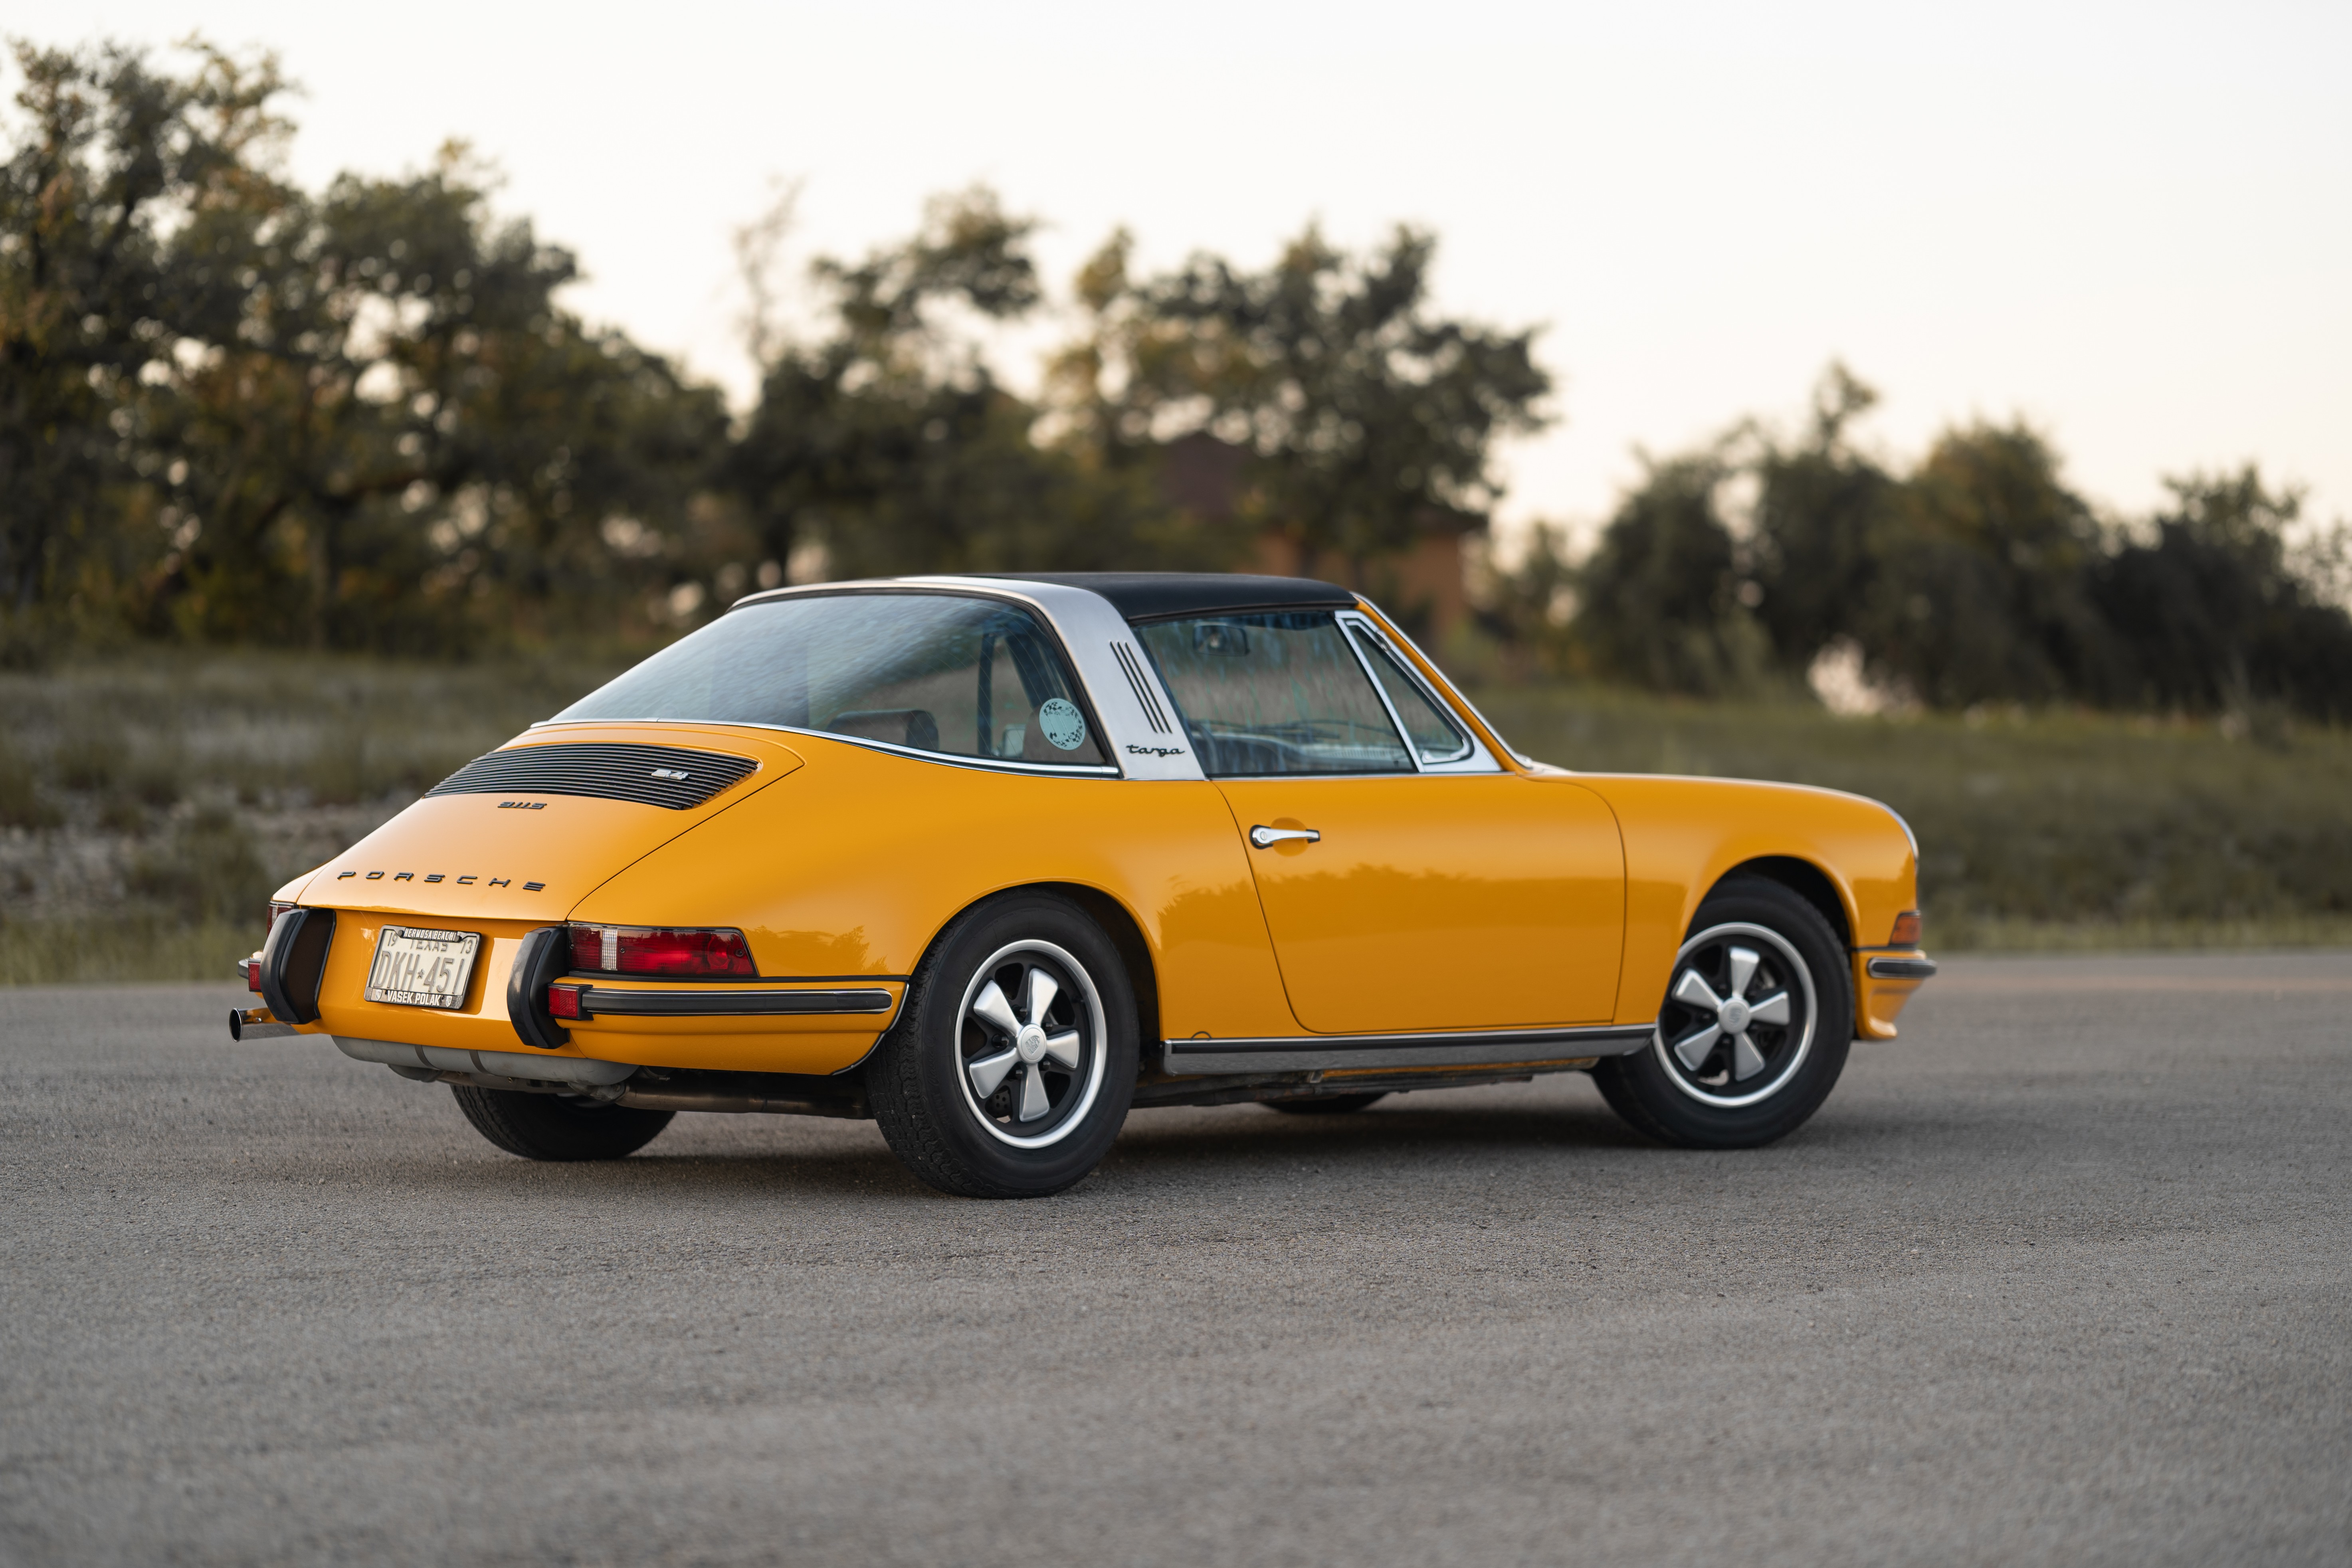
[38,0,2352,542]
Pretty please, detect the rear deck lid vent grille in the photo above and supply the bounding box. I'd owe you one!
[428,743,759,810]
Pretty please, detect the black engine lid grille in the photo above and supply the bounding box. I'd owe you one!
[427,742,760,810]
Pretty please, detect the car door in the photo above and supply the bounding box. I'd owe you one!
[1132,608,1625,1034]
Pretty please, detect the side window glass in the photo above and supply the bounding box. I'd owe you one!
[1347,626,1470,764]
[813,604,1108,766]
[1133,612,1412,776]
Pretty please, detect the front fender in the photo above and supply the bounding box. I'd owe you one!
[1572,775,1918,1031]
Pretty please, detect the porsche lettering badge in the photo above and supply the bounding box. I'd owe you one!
[334,869,548,890]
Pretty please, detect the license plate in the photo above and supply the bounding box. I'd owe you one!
[364,926,484,1010]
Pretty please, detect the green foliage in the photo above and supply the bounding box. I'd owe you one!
[0,737,59,828]
[2091,469,2352,723]
[1,39,282,624]
[1059,224,1552,574]
[7,42,1543,642]
[0,915,257,986]
[1509,363,2352,721]
[3,39,726,652]
[1744,365,1897,670]
[125,804,265,922]
[1857,422,2121,707]
[1574,453,1772,697]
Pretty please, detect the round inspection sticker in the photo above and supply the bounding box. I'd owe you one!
[1038,698,1087,751]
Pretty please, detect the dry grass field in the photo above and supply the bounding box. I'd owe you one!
[2,651,2348,982]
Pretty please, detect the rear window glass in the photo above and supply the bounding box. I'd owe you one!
[556,593,1109,767]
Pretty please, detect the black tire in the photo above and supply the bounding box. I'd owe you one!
[866,891,1138,1199]
[1264,1092,1388,1115]
[450,1085,675,1161]
[1592,876,1853,1150]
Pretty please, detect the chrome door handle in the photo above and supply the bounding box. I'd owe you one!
[1248,825,1321,849]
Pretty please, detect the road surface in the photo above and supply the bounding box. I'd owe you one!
[3,953,2348,1565]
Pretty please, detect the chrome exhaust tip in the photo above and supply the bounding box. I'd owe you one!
[229,1006,297,1041]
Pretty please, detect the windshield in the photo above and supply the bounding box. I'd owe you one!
[555,593,1110,767]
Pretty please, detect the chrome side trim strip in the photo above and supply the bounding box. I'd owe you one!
[332,1035,639,1086]
[562,985,896,1019]
[1865,955,1938,980]
[1160,1022,1653,1076]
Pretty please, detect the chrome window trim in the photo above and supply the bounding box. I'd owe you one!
[1332,610,1498,774]
[1354,597,1535,769]
[527,717,1123,778]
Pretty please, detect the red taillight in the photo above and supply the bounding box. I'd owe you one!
[1889,910,1922,947]
[245,958,263,993]
[546,984,582,1020]
[566,924,757,977]
[265,901,296,940]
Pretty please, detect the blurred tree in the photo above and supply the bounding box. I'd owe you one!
[1857,422,2125,708]
[154,150,727,650]
[2,40,726,654]
[1746,363,1901,671]
[1466,520,1584,679]
[1060,223,1552,579]
[0,39,285,642]
[1572,452,1772,696]
[725,188,1255,588]
[2093,468,2352,722]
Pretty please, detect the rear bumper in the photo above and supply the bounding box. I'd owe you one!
[1865,955,1939,981]
[550,983,894,1020]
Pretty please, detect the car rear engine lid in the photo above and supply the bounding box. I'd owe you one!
[428,741,759,811]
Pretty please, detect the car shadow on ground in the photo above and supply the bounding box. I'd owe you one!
[376,1090,1946,1204]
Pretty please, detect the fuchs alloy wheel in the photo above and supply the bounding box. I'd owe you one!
[1593,877,1853,1149]
[955,940,1107,1144]
[867,893,1138,1198]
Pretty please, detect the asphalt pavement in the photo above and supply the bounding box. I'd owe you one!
[3,953,2349,1566]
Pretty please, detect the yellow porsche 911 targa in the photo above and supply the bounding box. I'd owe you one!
[231,572,1936,1197]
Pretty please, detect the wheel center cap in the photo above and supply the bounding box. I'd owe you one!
[1718,997,1752,1033]
[1016,1026,1047,1063]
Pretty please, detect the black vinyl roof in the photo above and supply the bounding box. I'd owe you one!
[991,572,1358,622]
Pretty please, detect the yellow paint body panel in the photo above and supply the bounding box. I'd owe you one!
[1565,774,1919,1027]
[292,723,804,925]
[274,673,1922,1076]
[1213,774,1624,1031]
[576,734,1295,1041]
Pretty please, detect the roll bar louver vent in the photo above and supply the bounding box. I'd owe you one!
[427,743,759,810]
[1110,641,1174,735]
